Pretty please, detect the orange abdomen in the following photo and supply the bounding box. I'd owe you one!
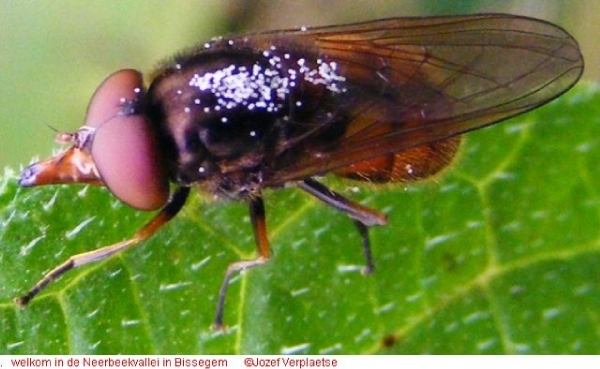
[334,137,460,183]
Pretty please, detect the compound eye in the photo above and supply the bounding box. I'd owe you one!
[86,69,169,211]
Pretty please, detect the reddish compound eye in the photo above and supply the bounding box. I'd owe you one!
[86,69,169,211]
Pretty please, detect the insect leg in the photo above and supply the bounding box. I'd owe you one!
[15,186,190,307]
[352,219,375,274]
[298,178,388,274]
[213,195,269,330]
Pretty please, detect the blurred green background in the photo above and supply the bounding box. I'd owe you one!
[0,0,597,169]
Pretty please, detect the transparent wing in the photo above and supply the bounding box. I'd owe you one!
[259,14,583,185]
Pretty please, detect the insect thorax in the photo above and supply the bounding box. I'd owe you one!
[145,41,350,199]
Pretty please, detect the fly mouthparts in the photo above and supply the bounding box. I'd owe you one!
[18,165,38,187]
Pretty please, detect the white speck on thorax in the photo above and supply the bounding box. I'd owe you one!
[187,52,346,114]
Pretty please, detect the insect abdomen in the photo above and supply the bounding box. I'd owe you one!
[334,137,460,183]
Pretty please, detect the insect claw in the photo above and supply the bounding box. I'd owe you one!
[210,322,229,333]
[362,264,375,275]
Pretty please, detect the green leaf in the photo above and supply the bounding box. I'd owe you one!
[1,86,599,354]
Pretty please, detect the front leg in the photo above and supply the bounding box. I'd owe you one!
[15,187,190,308]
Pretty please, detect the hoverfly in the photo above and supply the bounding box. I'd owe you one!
[16,14,583,329]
